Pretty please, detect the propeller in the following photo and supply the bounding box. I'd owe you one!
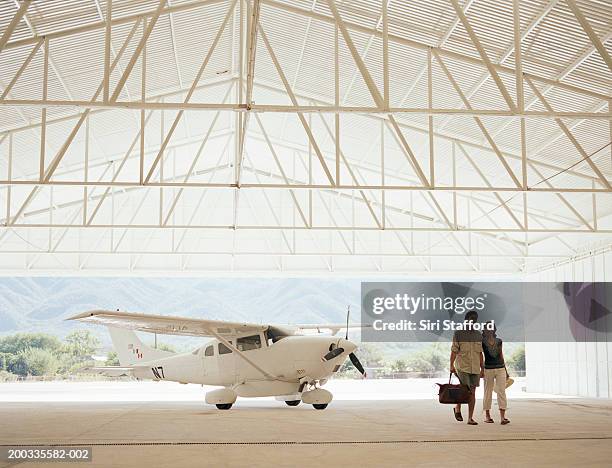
[322,347,344,362]
[345,305,367,378]
[349,352,366,377]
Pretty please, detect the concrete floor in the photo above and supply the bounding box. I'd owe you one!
[2,398,612,467]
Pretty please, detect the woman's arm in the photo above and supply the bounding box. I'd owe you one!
[501,342,509,377]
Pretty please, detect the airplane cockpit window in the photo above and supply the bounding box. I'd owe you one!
[218,342,232,355]
[204,345,214,356]
[236,335,261,351]
[267,326,290,344]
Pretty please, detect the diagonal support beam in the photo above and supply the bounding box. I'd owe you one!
[41,18,143,183]
[162,84,234,225]
[525,76,612,190]
[109,0,166,103]
[457,143,525,230]
[254,114,309,228]
[144,0,237,184]
[259,24,335,185]
[316,113,382,228]
[328,0,430,187]
[448,0,517,112]
[0,38,43,101]
[433,49,522,188]
[5,18,142,229]
[565,0,612,73]
[87,110,156,225]
[529,163,594,230]
[0,0,31,53]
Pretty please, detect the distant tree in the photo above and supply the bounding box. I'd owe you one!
[10,348,59,376]
[105,351,120,366]
[0,333,61,355]
[0,353,6,371]
[406,344,447,374]
[64,330,100,361]
[507,345,525,373]
[391,359,408,373]
[335,343,384,378]
[157,343,176,353]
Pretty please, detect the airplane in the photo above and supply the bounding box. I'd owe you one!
[67,309,367,410]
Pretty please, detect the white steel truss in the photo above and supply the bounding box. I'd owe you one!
[0,0,610,274]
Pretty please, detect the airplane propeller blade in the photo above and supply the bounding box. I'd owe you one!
[345,305,350,340]
[322,347,344,362]
[349,352,366,377]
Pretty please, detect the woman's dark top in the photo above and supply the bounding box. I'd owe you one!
[482,337,505,369]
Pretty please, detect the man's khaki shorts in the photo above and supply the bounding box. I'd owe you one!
[456,371,480,389]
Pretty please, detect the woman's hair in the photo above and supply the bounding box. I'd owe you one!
[483,320,497,337]
[464,310,478,322]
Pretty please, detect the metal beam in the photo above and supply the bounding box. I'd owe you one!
[525,76,612,190]
[143,0,237,184]
[258,24,335,185]
[433,49,522,188]
[5,223,612,234]
[2,179,611,194]
[40,18,143,183]
[448,0,517,112]
[3,99,611,119]
[0,0,30,53]
[565,0,612,73]
[258,0,608,101]
[109,0,166,103]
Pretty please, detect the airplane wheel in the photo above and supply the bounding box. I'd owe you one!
[313,404,328,410]
[216,403,233,410]
[285,400,301,406]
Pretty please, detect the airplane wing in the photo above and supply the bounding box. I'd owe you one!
[292,323,372,335]
[68,310,267,337]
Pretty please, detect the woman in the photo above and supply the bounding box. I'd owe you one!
[482,322,510,425]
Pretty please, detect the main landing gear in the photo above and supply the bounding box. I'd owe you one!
[216,403,233,410]
[285,400,301,406]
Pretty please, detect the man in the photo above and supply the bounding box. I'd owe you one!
[449,310,484,425]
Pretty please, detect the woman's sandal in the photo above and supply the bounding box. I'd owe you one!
[467,420,478,425]
[454,409,463,422]
[501,418,510,425]
[485,418,494,423]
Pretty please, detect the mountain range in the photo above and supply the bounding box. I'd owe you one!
[0,277,362,348]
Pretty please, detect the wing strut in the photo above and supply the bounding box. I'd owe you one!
[206,328,293,383]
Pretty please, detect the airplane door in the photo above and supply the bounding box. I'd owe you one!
[201,343,215,378]
[216,340,237,384]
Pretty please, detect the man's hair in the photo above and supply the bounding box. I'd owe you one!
[465,310,478,322]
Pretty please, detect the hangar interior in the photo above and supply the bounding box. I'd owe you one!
[0,0,610,275]
[1,0,611,466]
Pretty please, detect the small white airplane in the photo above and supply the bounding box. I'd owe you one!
[68,310,367,410]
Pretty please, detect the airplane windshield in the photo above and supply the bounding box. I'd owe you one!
[236,335,261,351]
[267,326,290,344]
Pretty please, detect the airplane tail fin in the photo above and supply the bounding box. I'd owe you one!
[107,326,174,366]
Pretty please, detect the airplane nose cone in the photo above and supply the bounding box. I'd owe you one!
[340,339,357,354]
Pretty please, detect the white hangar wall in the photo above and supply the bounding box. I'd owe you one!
[525,248,612,398]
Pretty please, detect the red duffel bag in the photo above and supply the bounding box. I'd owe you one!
[436,372,471,404]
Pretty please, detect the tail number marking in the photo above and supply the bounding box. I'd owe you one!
[151,366,165,379]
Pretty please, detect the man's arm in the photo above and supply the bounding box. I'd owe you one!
[450,350,457,373]
[450,335,459,373]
